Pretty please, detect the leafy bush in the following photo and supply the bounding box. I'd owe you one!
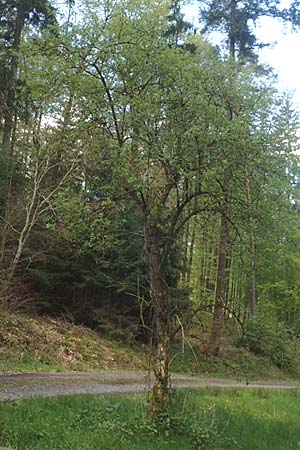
[240,317,300,370]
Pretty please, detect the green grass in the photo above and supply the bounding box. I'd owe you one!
[189,388,300,449]
[0,359,64,374]
[1,389,300,449]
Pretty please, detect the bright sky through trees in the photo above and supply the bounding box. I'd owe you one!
[56,0,300,105]
[183,0,300,106]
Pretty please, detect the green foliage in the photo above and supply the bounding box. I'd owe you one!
[200,0,265,60]
[52,188,120,254]
[1,390,300,450]
[25,192,148,332]
[0,0,300,400]
[241,317,300,370]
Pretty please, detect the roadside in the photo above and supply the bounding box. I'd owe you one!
[2,311,299,383]
[1,371,300,401]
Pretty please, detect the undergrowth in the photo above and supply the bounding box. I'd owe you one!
[1,389,300,450]
[1,310,300,382]
[0,311,144,373]
[0,392,234,450]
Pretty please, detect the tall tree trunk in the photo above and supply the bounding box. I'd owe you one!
[198,231,206,289]
[209,167,231,355]
[246,175,256,316]
[2,2,25,157]
[186,220,196,286]
[209,213,229,355]
[144,222,171,416]
[229,0,237,60]
[181,220,189,288]
[248,234,256,316]
[208,0,236,350]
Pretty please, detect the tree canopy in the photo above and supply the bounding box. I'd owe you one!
[1,0,300,413]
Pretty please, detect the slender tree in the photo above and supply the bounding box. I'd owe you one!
[198,0,287,353]
[1,0,56,157]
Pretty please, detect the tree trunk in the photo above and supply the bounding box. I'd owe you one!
[246,175,256,316]
[181,220,189,288]
[2,2,25,157]
[186,220,196,286]
[209,212,229,355]
[144,222,171,416]
[248,235,256,315]
[229,0,237,60]
[209,167,231,355]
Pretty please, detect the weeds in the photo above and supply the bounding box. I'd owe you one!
[1,389,300,449]
[0,392,234,450]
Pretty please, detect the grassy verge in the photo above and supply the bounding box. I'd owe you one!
[1,389,300,450]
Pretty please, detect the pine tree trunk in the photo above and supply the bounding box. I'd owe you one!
[2,3,25,156]
[209,212,229,355]
[181,221,189,288]
[246,175,256,316]
[249,234,256,316]
[209,167,231,355]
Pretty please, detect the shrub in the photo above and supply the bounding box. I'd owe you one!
[240,318,300,370]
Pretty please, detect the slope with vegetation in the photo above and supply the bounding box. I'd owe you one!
[0,311,144,373]
[1,310,299,383]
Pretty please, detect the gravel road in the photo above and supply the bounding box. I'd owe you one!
[0,371,299,401]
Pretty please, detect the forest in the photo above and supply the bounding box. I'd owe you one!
[1,0,300,417]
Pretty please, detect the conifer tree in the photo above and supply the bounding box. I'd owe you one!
[199,0,300,354]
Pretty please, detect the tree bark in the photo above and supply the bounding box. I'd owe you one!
[2,2,25,157]
[181,220,189,288]
[248,234,256,316]
[209,213,229,355]
[144,222,171,416]
[209,167,231,355]
[229,0,237,59]
[186,220,196,286]
[246,175,256,316]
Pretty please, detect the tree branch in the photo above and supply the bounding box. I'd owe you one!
[93,63,124,148]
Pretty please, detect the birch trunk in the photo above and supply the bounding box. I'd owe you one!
[145,222,171,415]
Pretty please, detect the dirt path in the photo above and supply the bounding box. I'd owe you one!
[0,371,299,401]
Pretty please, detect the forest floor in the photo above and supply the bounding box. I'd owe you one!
[0,310,144,373]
